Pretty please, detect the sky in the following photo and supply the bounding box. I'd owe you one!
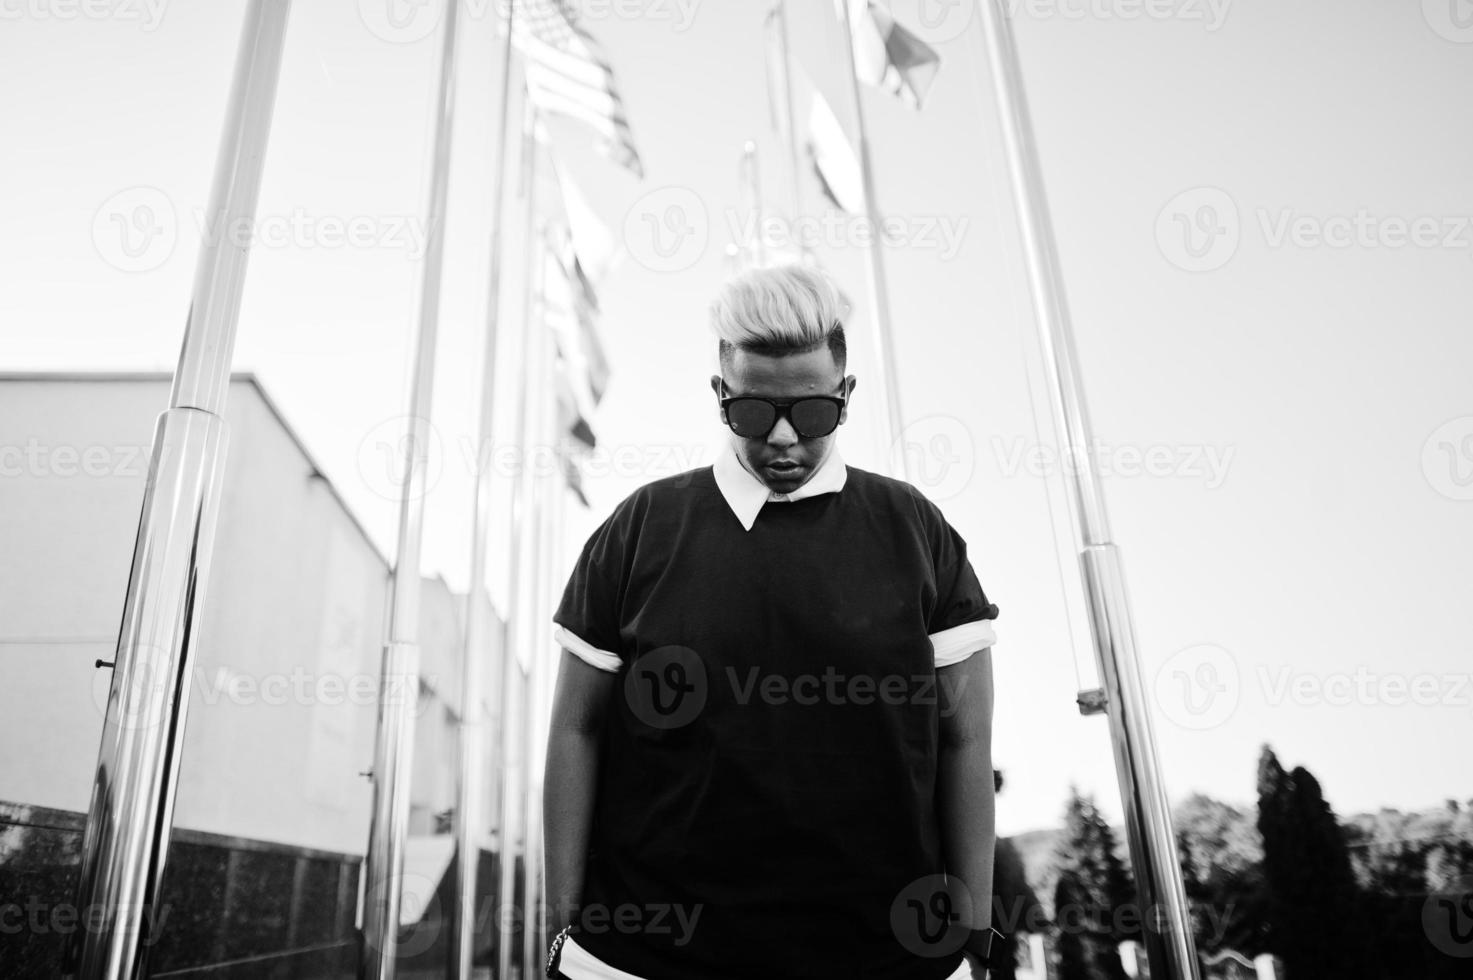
[2,0,1472,838]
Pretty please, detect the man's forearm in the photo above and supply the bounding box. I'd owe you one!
[938,736,997,950]
[544,725,602,938]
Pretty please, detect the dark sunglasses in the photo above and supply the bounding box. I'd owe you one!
[718,379,849,439]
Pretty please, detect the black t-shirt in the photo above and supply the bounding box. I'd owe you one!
[553,463,998,980]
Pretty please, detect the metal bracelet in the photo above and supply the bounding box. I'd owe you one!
[546,925,573,979]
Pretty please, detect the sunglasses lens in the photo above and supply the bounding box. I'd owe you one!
[790,398,841,437]
[726,399,776,438]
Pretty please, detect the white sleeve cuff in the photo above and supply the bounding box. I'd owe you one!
[553,624,622,673]
[929,619,997,668]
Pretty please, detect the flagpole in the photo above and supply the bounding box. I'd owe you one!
[774,0,812,263]
[519,234,556,975]
[451,0,517,973]
[968,3,1201,977]
[62,4,291,976]
[495,93,541,980]
[739,140,764,269]
[362,0,462,975]
[836,0,908,480]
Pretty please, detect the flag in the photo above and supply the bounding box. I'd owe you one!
[761,8,863,215]
[804,77,864,214]
[552,353,597,450]
[842,0,941,110]
[560,450,590,507]
[510,0,645,177]
[544,223,610,405]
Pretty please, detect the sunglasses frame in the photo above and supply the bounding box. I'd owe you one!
[717,379,850,439]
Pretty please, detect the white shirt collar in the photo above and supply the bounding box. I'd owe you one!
[712,442,848,531]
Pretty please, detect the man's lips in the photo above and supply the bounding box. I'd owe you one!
[766,460,803,472]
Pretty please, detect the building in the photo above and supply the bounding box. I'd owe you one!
[0,373,517,977]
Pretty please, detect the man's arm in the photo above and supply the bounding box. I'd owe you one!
[937,646,997,975]
[544,648,616,940]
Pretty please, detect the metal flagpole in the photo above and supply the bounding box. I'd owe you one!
[63,4,291,977]
[362,0,462,975]
[451,0,518,974]
[495,93,541,980]
[835,0,909,480]
[774,0,813,264]
[968,2,1201,977]
[518,236,556,976]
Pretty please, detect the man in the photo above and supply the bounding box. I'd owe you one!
[544,264,1001,979]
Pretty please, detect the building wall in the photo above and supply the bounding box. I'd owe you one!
[0,375,505,855]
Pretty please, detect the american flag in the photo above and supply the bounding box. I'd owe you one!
[510,0,645,178]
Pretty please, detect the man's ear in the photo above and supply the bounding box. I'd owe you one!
[709,374,722,397]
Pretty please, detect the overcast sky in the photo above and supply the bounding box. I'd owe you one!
[3,0,1472,836]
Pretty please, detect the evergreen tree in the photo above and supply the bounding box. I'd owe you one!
[1255,745,1369,980]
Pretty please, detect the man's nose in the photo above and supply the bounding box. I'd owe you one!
[767,414,799,446]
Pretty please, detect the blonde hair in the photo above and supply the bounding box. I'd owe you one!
[709,263,847,370]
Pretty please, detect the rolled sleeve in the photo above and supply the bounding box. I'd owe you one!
[922,498,999,668]
[552,503,633,669]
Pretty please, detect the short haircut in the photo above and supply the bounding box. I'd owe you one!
[710,263,847,376]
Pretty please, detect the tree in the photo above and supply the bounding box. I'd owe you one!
[1049,789,1134,980]
[1173,793,1269,955]
[1255,745,1368,980]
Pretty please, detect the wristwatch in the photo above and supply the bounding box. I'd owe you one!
[965,925,1006,968]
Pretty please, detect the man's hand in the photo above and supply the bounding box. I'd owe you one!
[961,950,991,979]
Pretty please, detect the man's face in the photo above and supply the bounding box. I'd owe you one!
[709,346,857,494]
